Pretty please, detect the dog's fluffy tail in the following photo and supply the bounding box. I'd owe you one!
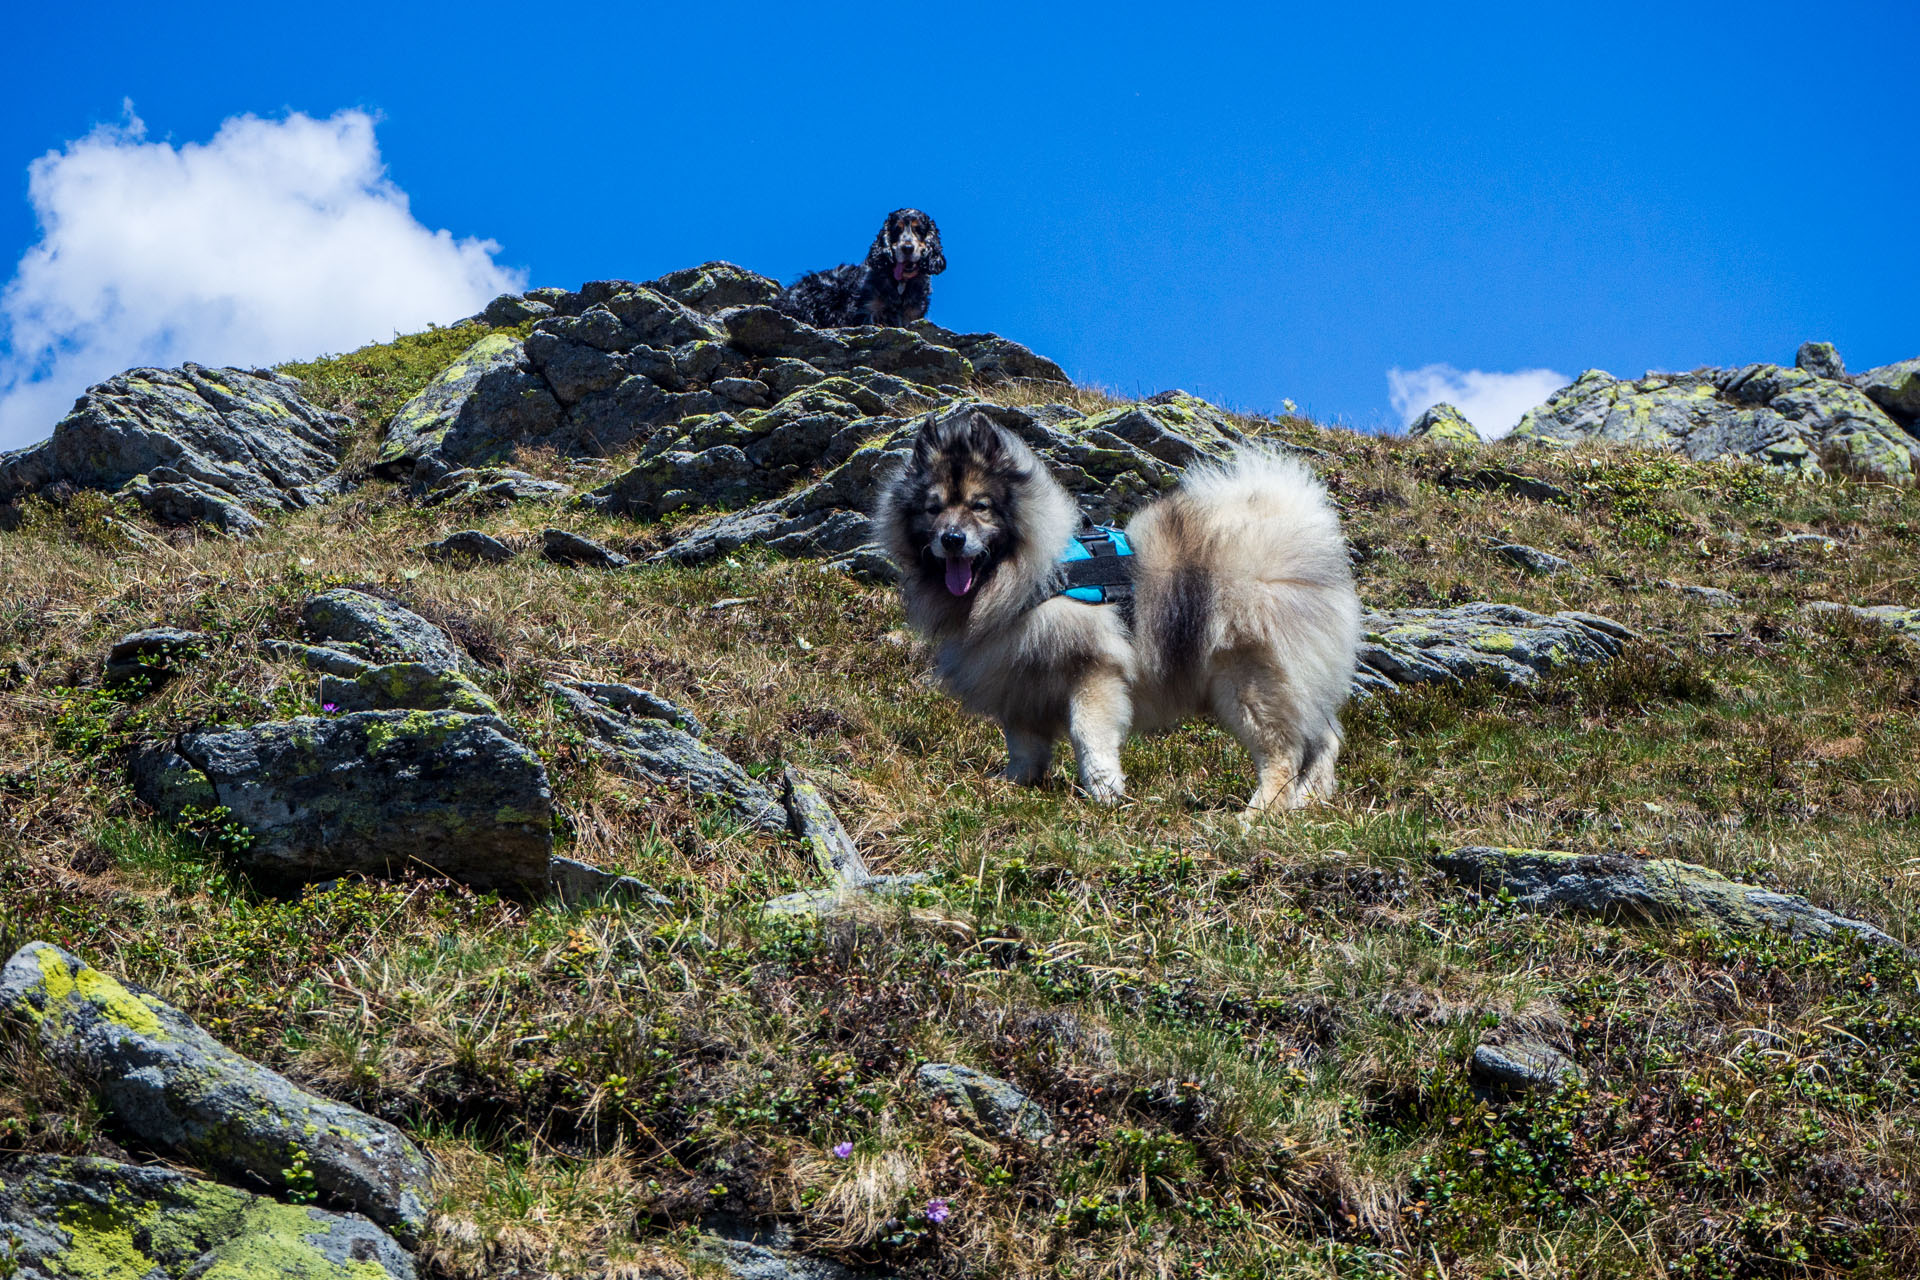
[1128,447,1361,714]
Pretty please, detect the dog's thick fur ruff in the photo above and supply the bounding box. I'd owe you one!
[878,413,1361,811]
[774,209,945,328]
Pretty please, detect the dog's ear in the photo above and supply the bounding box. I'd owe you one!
[910,417,946,469]
[921,214,946,275]
[867,214,897,270]
[964,413,1009,463]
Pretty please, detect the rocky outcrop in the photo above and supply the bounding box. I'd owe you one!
[548,682,786,834]
[372,271,1069,495]
[0,1156,416,1278]
[422,465,571,507]
[0,943,432,1242]
[547,855,670,908]
[1354,604,1636,695]
[1409,402,1480,444]
[1433,847,1899,947]
[0,364,349,531]
[301,588,470,673]
[1511,360,1919,484]
[131,711,553,893]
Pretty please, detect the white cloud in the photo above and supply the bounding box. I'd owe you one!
[0,105,524,450]
[1386,363,1570,440]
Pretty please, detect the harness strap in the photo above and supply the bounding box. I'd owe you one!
[1056,525,1137,623]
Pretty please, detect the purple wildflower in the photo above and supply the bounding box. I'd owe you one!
[831,1142,853,1159]
[322,702,338,713]
[925,1198,951,1225]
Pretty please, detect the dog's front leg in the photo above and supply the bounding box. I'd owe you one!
[1067,670,1131,804]
[1000,726,1054,786]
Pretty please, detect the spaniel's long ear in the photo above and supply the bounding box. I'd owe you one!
[922,215,946,275]
[867,215,896,270]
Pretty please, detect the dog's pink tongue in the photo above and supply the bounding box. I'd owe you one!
[893,262,910,282]
[944,556,975,596]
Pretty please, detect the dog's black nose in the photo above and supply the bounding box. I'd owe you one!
[940,530,966,551]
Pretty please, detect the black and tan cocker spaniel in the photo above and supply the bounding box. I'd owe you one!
[774,208,945,329]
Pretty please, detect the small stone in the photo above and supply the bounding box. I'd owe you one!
[542,528,631,569]
[130,712,553,894]
[1659,580,1739,606]
[915,1062,1053,1140]
[1471,1038,1584,1091]
[547,855,671,908]
[760,874,928,921]
[427,529,516,563]
[1495,543,1572,575]
[262,639,375,677]
[562,680,705,736]
[0,944,433,1243]
[103,627,207,688]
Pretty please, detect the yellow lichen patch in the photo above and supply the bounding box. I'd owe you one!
[73,966,167,1038]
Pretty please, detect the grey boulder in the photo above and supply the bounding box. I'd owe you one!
[1795,341,1846,380]
[1471,1037,1584,1092]
[0,943,433,1243]
[318,661,501,716]
[1857,356,1920,425]
[0,364,348,529]
[1495,544,1572,575]
[131,711,553,894]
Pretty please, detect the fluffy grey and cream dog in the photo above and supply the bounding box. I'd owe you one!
[877,411,1361,812]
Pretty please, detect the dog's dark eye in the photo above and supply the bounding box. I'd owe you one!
[968,499,992,512]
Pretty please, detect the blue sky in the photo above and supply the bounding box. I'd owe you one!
[1,1,1915,450]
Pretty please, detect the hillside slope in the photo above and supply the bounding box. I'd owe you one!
[1,276,1918,1279]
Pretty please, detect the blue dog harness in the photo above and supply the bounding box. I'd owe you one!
[1056,525,1137,614]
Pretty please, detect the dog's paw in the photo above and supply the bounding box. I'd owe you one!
[1079,775,1126,805]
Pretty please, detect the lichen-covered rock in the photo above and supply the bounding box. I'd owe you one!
[782,766,871,886]
[0,944,434,1243]
[915,1062,1053,1140]
[913,321,1069,385]
[1409,402,1480,444]
[760,875,929,921]
[1660,580,1740,607]
[426,529,516,563]
[695,1222,877,1280]
[0,364,347,529]
[376,333,563,478]
[1857,357,1920,424]
[549,682,785,834]
[131,711,553,893]
[1355,604,1635,694]
[103,627,207,688]
[1510,365,1918,483]
[1796,341,1846,381]
[319,661,501,716]
[648,261,783,314]
[542,528,630,568]
[0,1155,417,1279]
[301,588,469,673]
[1433,847,1898,947]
